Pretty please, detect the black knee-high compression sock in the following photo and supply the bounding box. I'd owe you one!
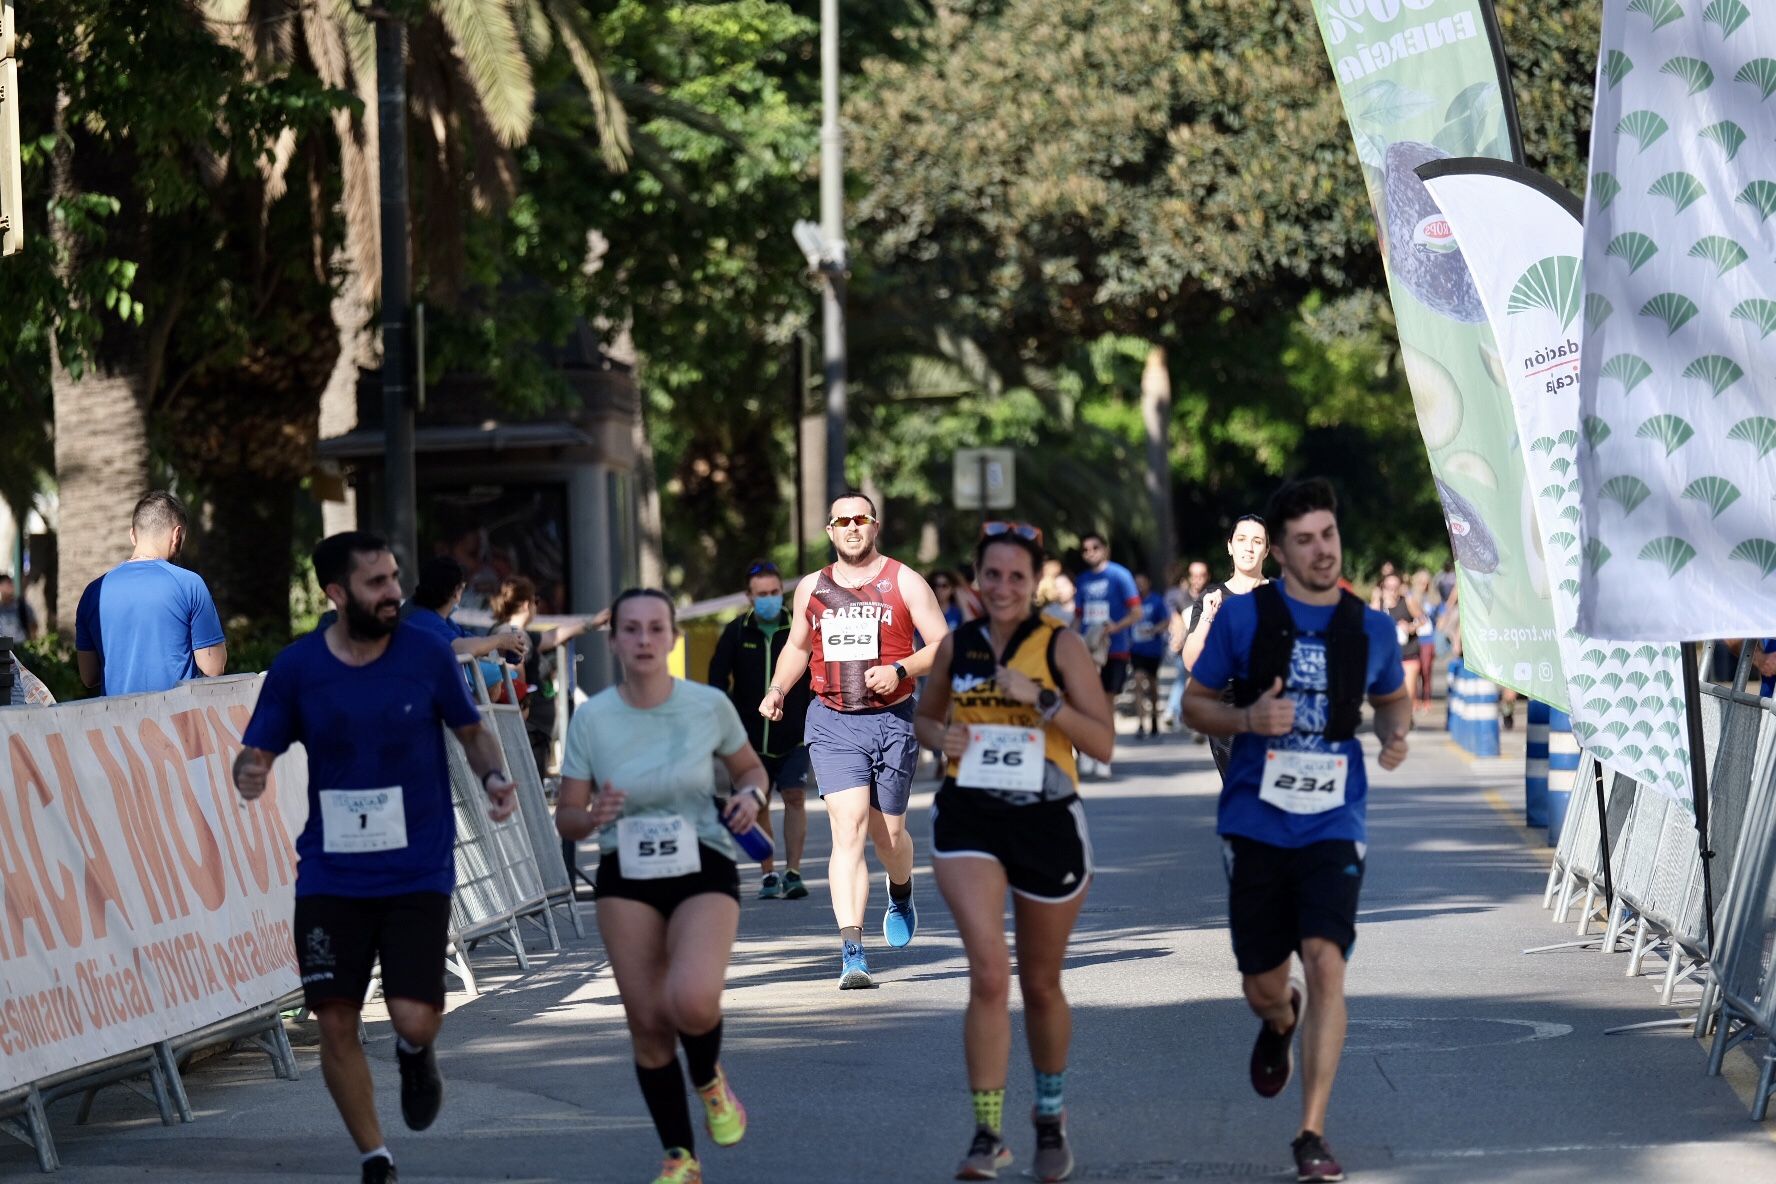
[679,1021,723,1089]
[635,1059,696,1152]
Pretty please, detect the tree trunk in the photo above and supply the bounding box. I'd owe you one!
[49,91,148,628]
[1141,344,1176,582]
[632,390,665,588]
[318,247,375,538]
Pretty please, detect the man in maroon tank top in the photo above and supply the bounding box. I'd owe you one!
[761,493,951,988]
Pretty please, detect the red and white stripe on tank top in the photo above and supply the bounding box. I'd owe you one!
[807,557,918,711]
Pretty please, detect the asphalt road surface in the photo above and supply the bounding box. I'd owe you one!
[11,718,1776,1182]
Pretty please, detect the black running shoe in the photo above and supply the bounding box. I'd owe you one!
[1291,1131,1344,1182]
[1249,987,1300,1098]
[362,1153,398,1184]
[396,1042,444,1131]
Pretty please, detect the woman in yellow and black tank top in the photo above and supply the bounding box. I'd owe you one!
[914,525,1114,1180]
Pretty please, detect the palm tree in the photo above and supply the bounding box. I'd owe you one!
[204,1,633,530]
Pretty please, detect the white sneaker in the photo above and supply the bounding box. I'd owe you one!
[1098,760,1113,779]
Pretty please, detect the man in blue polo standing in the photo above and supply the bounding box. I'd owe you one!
[1074,531,1142,776]
[75,491,227,696]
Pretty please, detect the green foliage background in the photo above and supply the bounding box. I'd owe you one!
[8,0,1608,627]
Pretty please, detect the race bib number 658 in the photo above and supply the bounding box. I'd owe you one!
[823,617,879,663]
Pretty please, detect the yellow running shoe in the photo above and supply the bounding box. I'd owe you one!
[651,1148,701,1184]
[696,1065,748,1147]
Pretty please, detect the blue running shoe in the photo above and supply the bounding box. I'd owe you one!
[883,879,917,949]
[838,941,873,990]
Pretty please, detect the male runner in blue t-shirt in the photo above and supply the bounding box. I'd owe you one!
[1184,478,1411,1184]
[234,532,516,1184]
[1074,532,1141,776]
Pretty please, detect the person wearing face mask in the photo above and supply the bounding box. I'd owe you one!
[707,560,813,900]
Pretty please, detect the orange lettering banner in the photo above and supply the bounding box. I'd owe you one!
[0,675,309,1091]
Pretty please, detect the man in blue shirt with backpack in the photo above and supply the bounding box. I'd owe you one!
[1185,477,1412,1184]
[234,532,516,1184]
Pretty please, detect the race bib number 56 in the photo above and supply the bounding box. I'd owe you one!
[1258,750,1348,816]
[958,725,1045,793]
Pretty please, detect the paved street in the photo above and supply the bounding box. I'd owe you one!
[10,719,1776,1182]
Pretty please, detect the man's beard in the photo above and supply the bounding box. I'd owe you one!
[835,537,876,565]
[344,593,400,640]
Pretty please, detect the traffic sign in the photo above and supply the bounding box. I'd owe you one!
[953,448,1015,511]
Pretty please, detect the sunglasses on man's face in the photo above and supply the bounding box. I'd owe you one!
[828,514,879,528]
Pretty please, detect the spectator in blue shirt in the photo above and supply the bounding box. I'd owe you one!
[75,492,227,696]
[1726,637,1776,700]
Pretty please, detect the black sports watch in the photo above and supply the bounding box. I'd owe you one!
[1037,689,1062,721]
[892,661,908,681]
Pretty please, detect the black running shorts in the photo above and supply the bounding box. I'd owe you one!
[760,746,813,793]
[595,845,741,919]
[1099,658,1131,696]
[1222,836,1365,975]
[931,784,1092,903]
[1130,653,1162,679]
[293,892,452,1011]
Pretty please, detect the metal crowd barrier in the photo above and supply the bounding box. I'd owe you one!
[1534,642,1776,1118]
[1702,646,1776,1116]
[439,654,582,994]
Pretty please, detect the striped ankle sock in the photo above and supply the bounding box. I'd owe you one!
[971,1087,1005,1133]
[1034,1069,1065,1118]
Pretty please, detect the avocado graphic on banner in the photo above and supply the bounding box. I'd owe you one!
[1307,0,1565,706]
[1419,160,1692,803]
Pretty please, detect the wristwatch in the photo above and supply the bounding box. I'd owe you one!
[892,661,908,682]
[1037,688,1063,722]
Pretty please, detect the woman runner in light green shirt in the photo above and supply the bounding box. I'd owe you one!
[556,589,768,1184]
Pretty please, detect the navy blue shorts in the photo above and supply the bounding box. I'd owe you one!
[805,698,920,817]
[761,746,813,792]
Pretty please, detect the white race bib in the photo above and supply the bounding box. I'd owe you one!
[617,815,701,880]
[1082,600,1111,627]
[823,617,880,663]
[320,787,408,854]
[1258,749,1348,815]
[957,725,1046,793]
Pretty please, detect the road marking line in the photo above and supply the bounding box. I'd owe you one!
[1480,787,1554,863]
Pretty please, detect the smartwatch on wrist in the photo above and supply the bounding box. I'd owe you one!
[892,661,908,682]
[1037,688,1063,722]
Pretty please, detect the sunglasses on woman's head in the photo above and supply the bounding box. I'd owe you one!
[828,514,879,528]
[981,521,1044,545]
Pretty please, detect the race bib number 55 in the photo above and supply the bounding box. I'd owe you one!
[823,617,879,663]
[618,815,701,880]
[1258,750,1348,816]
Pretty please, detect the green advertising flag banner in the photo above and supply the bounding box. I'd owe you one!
[1308,0,1567,707]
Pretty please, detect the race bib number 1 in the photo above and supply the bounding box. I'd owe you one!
[320,787,408,854]
[957,725,1046,793]
[823,617,880,663]
[618,815,702,880]
[1258,750,1348,816]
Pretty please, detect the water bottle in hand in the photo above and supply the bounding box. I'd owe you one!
[718,799,775,863]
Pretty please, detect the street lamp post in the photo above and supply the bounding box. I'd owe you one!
[792,0,849,511]
[374,9,417,587]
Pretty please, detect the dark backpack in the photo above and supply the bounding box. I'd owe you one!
[1229,584,1371,742]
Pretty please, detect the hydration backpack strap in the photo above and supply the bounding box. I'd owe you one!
[1323,591,1371,742]
[1230,584,1294,709]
